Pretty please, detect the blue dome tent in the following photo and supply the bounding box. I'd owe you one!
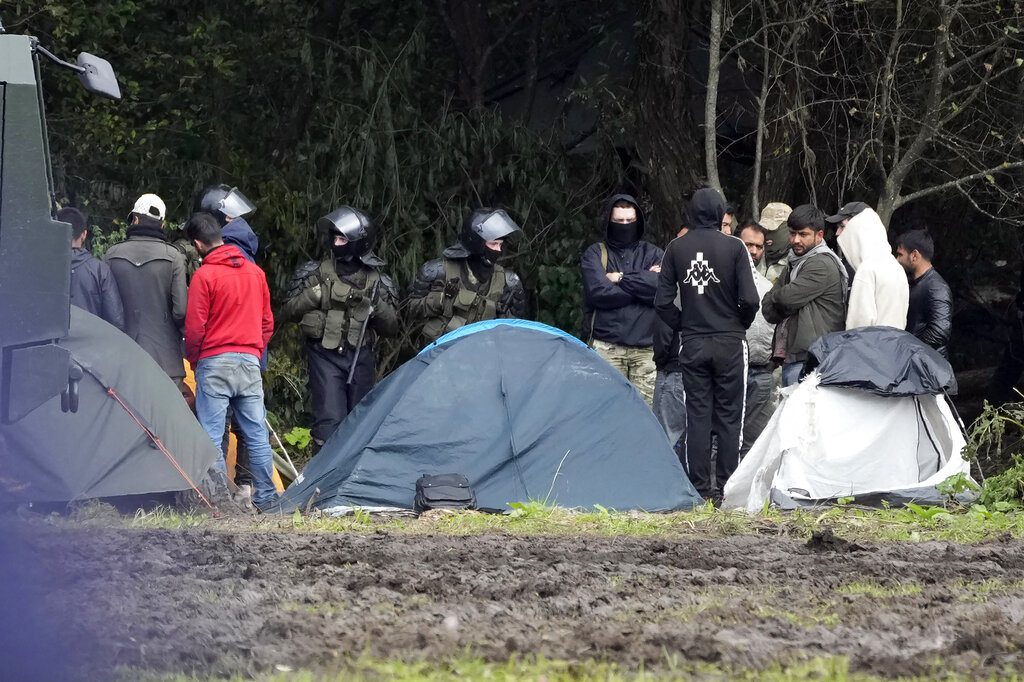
[278,320,701,513]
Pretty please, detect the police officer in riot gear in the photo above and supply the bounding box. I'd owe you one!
[194,184,261,262]
[195,184,257,223]
[283,206,399,448]
[407,207,527,346]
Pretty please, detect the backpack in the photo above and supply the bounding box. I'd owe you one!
[586,242,609,346]
[414,473,477,513]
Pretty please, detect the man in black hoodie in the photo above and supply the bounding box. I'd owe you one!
[582,194,663,406]
[655,187,759,501]
[62,207,125,331]
[653,222,689,461]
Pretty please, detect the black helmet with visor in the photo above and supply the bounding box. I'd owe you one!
[317,206,379,259]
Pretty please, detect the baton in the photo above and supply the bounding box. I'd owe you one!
[347,277,382,385]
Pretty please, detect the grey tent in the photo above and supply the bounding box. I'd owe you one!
[803,326,957,396]
[0,307,219,503]
[279,319,702,513]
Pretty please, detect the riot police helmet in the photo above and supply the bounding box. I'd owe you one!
[317,206,379,258]
[459,208,521,258]
[194,184,256,222]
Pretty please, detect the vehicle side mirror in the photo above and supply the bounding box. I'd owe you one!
[77,52,121,100]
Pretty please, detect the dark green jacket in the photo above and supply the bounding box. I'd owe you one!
[761,254,846,363]
[282,256,399,349]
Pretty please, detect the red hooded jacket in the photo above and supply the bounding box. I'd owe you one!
[185,244,274,365]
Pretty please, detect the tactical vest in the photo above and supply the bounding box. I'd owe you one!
[421,258,506,342]
[301,259,380,351]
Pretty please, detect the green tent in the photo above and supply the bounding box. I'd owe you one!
[0,307,218,503]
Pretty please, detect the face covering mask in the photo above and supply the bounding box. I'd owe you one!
[483,245,503,264]
[608,220,639,245]
[332,243,357,261]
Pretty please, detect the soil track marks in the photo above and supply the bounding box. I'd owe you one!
[3,521,1024,679]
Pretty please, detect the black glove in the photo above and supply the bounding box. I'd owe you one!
[443,278,460,299]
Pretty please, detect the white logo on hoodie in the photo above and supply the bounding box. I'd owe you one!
[684,252,720,294]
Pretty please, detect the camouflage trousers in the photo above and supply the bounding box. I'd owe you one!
[592,340,657,407]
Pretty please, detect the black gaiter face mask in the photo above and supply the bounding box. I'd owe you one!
[607,220,639,247]
[332,243,357,261]
[483,245,503,265]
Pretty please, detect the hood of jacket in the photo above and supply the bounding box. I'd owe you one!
[599,193,646,242]
[71,247,93,268]
[221,217,259,261]
[201,244,248,269]
[837,207,891,271]
[688,187,726,231]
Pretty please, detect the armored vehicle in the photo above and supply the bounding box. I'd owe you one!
[0,21,120,423]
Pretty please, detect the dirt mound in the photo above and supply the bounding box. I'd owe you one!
[3,519,1024,679]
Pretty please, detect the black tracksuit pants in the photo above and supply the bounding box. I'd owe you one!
[307,341,375,444]
[678,335,747,498]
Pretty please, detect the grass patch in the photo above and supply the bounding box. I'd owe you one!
[835,580,924,599]
[127,507,210,530]
[952,578,1024,603]
[280,502,1024,544]
[280,600,349,616]
[120,653,1023,681]
[753,604,841,628]
[44,498,1024,544]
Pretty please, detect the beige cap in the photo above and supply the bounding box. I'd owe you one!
[759,202,792,232]
[131,193,166,220]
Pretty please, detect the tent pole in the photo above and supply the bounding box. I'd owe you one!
[266,419,299,479]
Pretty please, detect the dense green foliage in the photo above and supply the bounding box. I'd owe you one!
[7,0,1024,428]
[7,1,625,424]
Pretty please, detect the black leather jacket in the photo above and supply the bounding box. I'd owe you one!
[906,267,952,359]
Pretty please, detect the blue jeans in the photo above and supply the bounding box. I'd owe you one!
[652,370,686,463]
[195,352,278,507]
[781,361,804,387]
[742,368,776,456]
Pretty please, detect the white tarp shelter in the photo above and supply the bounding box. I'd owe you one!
[724,327,972,511]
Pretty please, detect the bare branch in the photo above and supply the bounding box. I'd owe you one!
[895,160,1024,208]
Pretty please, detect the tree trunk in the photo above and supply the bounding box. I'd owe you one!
[632,0,705,242]
[746,0,814,214]
[436,0,491,109]
[704,0,723,193]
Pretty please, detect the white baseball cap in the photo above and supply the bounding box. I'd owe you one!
[758,202,793,232]
[131,193,166,220]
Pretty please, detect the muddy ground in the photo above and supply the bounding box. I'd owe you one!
[2,518,1024,680]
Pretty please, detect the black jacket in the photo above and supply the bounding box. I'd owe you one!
[653,314,683,372]
[655,188,758,340]
[907,267,952,359]
[581,194,664,347]
[70,247,125,331]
